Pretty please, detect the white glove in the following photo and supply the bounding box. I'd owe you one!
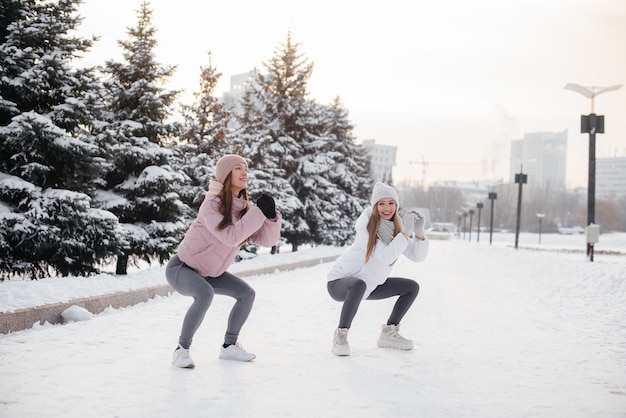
[402,211,418,236]
[414,211,425,238]
[406,209,426,238]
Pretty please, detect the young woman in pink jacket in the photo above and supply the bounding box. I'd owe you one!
[166,154,282,368]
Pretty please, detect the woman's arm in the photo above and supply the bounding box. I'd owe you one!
[249,211,283,247]
[403,236,429,262]
[356,208,409,266]
[371,233,410,265]
[197,198,267,247]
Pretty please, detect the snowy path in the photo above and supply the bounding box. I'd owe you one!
[1,239,625,417]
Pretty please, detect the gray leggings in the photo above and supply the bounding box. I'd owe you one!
[165,255,255,349]
[327,277,419,329]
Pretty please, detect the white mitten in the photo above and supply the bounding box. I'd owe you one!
[412,210,426,238]
[402,212,418,236]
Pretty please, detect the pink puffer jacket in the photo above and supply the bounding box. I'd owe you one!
[177,181,282,277]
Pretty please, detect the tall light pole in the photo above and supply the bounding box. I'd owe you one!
[536,213,545,245]
[476,202,483,243]
[564,83,622,260]
[488,192,497,245]
[462,212,468,240]
[468,209,474,242]
[514,169,528,249]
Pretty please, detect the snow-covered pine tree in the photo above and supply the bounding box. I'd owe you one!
[0,0,22,46]
[234,32,316,251]
[177,53,232,210]
[324,98,372,197]
[236,33,373,250]
[0,0,119,278]
[97,0,187,274]
[296,98,372,246]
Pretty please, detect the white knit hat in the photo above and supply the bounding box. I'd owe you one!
[370,182,399,207]
[215,154,247,183]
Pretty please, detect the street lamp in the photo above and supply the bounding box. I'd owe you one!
[476,202,484,243]
[536,213,545,245]
[564,83,622,260]
[514,170,528,249]
[468,209,475,242]
[462,212,468,240]
[488,192,497,245]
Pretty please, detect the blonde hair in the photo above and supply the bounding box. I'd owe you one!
[364,205,402,262]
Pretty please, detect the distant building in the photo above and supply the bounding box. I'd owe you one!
[222,72,254,117]
[361,139,397,183]
[509,131,567,190]
[596,156,626,198]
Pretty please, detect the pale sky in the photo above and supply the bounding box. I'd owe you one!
[74,0,626,188]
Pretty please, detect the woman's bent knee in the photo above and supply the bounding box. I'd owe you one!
[328,278,366,301]
[244,286,256,303]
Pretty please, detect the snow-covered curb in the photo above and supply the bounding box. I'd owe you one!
[0,247,343,334]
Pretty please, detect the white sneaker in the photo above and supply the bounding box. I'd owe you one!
[332,328,350,356]
[172,345,195,368]
[377,324,414,350]
[219,342,256,361]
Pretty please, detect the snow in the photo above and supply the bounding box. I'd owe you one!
[0,172,39,193]
[138,165,185,184]
[1,232,625,417]
[0,245,345,313]
[61,305,93,322]
[93,189,129,209]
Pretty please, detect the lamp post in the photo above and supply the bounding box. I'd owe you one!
[468,209,475,242]
[462,212,468,240]
[488,192,497,245]
[476,202,484,243]
[536,213,545,245]
[457,213,463,239]
[564,83,622,260]
[514,169,528,249]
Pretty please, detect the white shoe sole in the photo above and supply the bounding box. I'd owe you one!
[173,362,195,368]
[332,347,350,356]
[219,355,256,361]
[377,341,414,350]
[219,351,256,361]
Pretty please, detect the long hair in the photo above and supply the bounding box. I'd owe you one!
[216,173,250,231]
[364,205,402,262]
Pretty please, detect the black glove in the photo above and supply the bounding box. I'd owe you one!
[256,193,276,219]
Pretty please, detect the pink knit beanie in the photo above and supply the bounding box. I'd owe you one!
[215,154,247,183]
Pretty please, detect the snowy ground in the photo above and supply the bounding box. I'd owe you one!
[1,232,625,417]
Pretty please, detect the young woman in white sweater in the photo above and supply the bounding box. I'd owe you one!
[327,182,429,356]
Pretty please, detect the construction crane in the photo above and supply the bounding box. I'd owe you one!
[409,156,429,190]
[409,156,478,189]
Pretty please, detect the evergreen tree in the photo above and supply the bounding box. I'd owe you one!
[235,33,372,250]
[325,98,372,201]
[297,98,372,246]
[177,53,232,210]
[0,0,119,278]
[0,0,26,53]
[234,32,313,251]
[98,0,187,274]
